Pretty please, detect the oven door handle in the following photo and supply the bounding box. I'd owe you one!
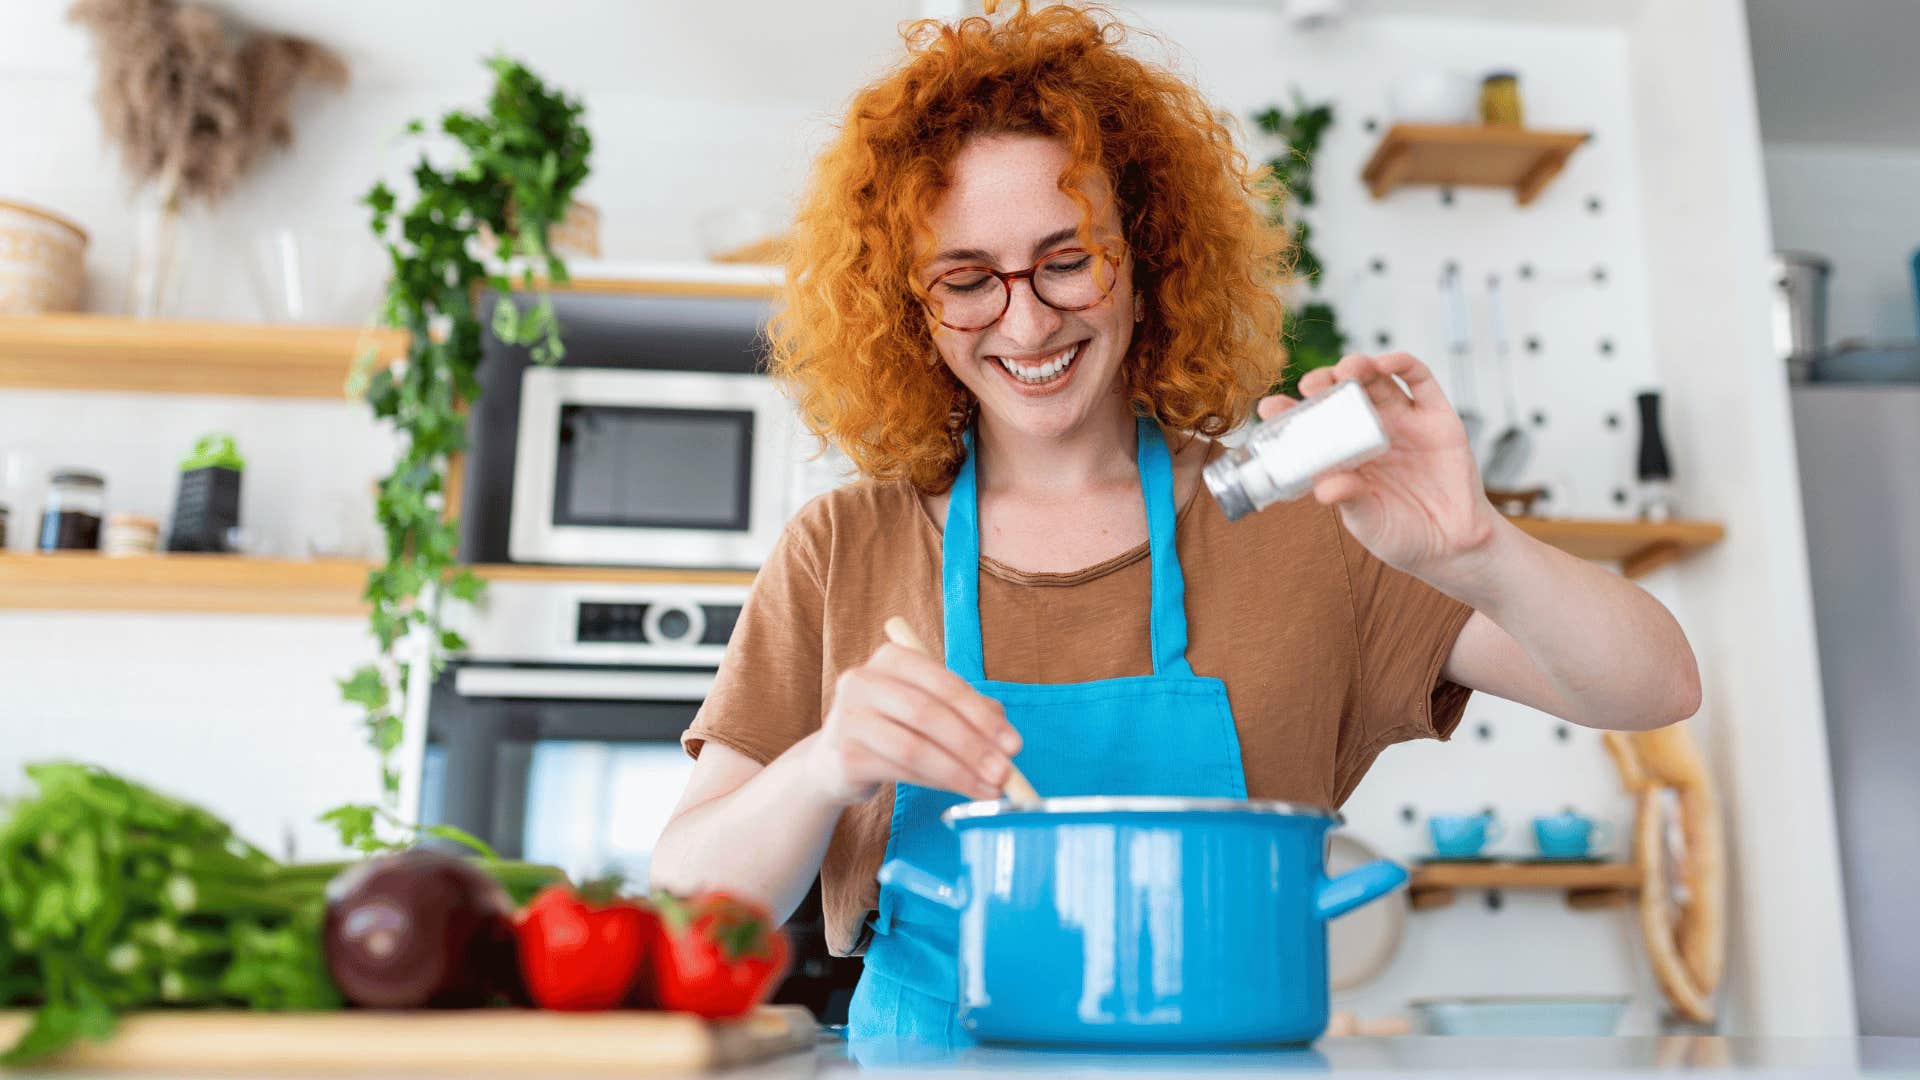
[452,667,716,701]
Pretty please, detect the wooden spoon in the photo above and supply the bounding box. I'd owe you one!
[884,616,1043,808]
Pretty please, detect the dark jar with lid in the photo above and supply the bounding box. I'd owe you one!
[39,470,106,551]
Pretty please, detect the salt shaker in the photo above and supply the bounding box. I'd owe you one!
[1205,379,1390,521]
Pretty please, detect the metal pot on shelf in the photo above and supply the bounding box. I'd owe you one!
[1771,250,1830,382]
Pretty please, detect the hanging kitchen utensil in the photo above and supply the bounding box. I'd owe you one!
[1479,272,1531,487]
[884,616,1043,808]
[1441,264,1484,454]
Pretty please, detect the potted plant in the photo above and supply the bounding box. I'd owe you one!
[329,56,592,852]
[67,0,347,316]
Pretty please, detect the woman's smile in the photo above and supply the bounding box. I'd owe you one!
[987,338,1086,393]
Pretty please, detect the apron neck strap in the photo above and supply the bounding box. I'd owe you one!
[941,418,1195,681]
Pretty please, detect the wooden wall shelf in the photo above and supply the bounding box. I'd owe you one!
[1408,860,1641,911]
[0,314,405,399]
[0,553,755,617]
[1362,123,1591,205]
[0,517,1717,616]
[1507,516,1725,578]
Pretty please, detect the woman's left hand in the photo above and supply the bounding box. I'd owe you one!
[1259,352,1501,579]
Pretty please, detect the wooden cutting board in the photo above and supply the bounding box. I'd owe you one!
[0,1006,817,1074]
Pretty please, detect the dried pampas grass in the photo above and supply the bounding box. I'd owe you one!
[68,0,348,208]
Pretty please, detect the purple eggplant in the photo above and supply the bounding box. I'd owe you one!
[322,849,521,1008]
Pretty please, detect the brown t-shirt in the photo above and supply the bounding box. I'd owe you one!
[683,444,1474,956]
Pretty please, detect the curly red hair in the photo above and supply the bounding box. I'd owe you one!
[769,2,1290,492]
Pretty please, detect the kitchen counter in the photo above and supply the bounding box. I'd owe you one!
[9,1033,1919,1078]
[714,1033,1920,1079]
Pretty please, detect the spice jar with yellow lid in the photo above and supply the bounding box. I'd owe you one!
[1480,71,1524,127]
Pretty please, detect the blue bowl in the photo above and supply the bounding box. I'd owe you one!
[1532,813,1603,859]
[1428,813,1500,858]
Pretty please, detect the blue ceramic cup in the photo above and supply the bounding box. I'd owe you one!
[1428,812,1502,858]
[1533,811,1610,859]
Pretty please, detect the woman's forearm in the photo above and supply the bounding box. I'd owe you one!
[1434,517,1702,731]
[649,733,847,924]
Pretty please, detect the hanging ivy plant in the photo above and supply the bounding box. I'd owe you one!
[326,55,592,853]
[1252,94,1347,394]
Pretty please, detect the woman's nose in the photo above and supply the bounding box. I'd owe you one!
[997,277,1064,345]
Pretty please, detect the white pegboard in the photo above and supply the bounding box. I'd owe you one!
[1129,3,1665,520]
[1123,3,1683,1027]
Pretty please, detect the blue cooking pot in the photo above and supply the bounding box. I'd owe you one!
[878,796,1407,1046]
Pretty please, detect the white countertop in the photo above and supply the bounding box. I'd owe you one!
[718,1034,1920,1079]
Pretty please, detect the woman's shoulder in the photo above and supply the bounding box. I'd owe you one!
[781,474,929,561]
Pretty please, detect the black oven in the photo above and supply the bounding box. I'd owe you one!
[412,578,862,1022]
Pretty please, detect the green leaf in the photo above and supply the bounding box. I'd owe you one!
[490,297,521,342]
[445,569,486,603]
[372,714,404,755]
[419,825,499,861]
[336,665,388,711]
[318,805,377,850]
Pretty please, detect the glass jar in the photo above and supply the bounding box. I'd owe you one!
[38,470,105,551]
[1480,71,1524,127]
[1204,379,1389,521]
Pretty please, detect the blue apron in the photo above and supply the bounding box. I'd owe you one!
[847,418,1250,1045]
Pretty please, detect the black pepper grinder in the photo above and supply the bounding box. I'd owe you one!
[1635,390,1673,522]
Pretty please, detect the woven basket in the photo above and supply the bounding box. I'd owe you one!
[0,198,88,314]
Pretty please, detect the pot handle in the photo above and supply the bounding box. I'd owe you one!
[877,859,968,911]
[1315,859,1409,921]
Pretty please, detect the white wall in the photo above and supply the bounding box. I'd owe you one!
[1624,0,1853,1036]
[1763,142,1920,345]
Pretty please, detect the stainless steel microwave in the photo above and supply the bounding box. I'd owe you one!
[508,366,799,568]
[459,286,845,571]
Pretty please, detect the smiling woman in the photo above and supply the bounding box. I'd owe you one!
[768,3,1288,492]
[648,0,1700,1050]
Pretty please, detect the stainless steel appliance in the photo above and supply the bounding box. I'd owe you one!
[415,577,863,1021]
[459,288,843,569]
[1793,383,1920,1036]
[1772,250,1831,382]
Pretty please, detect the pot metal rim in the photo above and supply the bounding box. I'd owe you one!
[942,795,1342,824]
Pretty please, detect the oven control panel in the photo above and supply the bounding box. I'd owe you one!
[575,600,741,648]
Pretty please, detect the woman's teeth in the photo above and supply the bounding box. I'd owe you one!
[997,342,1080,384]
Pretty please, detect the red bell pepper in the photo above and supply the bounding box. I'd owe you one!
[650,892,790,1020]
[514,882,657,1011]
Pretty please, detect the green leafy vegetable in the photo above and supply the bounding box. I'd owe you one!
[0,763,338,1064]
[0,762,566,1064]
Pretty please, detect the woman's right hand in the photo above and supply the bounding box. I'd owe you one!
[804,641,1022,805]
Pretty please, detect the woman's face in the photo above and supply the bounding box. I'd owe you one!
[920,134,1137,443]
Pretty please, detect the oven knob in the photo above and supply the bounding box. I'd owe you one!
[643,601,706,647]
